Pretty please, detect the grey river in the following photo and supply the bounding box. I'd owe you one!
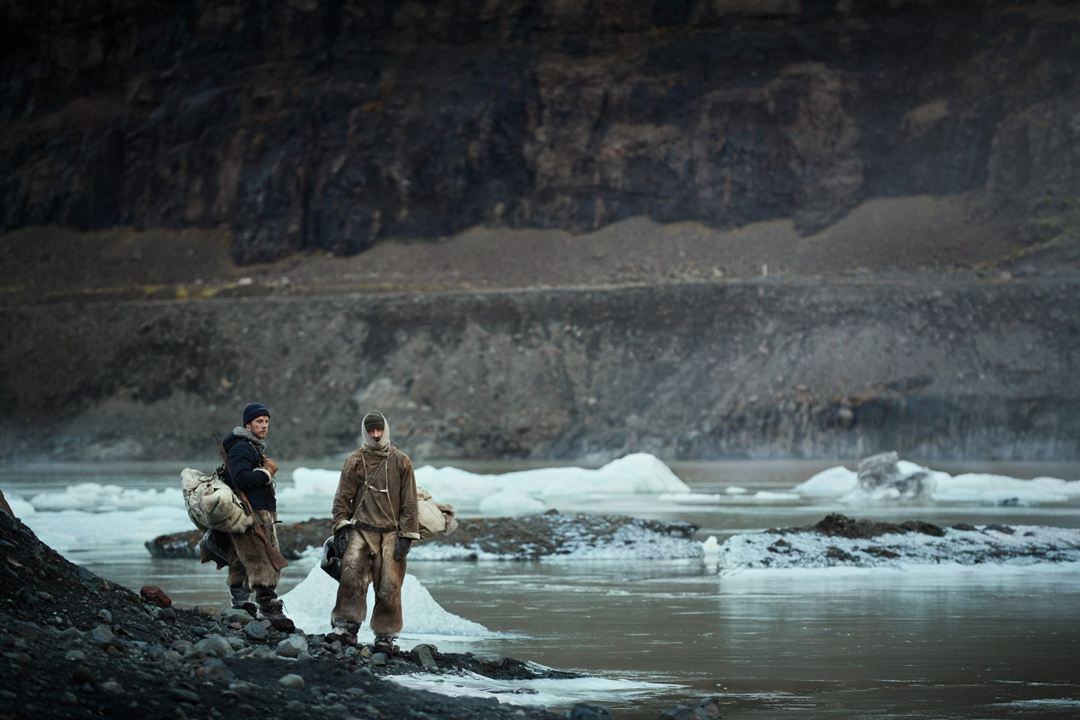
[2,459,1079,719]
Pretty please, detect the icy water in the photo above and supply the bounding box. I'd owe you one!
[3,459,1080,719]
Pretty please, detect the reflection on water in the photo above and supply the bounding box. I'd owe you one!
[2,459,1079,718]
[408,561,1080,719]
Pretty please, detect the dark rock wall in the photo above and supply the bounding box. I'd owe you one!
[2,280,1076,461]
[3,1,1078,262]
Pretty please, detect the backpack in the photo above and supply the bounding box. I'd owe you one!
[181,466,253,534]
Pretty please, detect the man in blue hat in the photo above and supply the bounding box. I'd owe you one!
[218,402,293,630]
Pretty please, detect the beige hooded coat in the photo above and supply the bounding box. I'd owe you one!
[330,411,420,540]
[329,411,419,636]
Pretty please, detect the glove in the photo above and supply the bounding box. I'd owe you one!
[262,457,279,477]
[393,536,412,561]
[333,526,351,557]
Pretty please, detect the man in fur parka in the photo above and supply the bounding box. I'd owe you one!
[328,410,420,652]
[219,402,293,630]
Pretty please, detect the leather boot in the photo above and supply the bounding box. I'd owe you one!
[229,585,257,617]
[374,634,398,656]
[326,621,360,646]
[255,586,295,632]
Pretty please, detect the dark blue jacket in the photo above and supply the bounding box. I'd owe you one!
[222,432,276,512]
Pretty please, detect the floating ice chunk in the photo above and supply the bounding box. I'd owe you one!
[659,492,723,504]
[27,483,180,512]
[753,491,800,501]
[281,564,498,640]
[792,454,1077,506]
[21,505,191,554]
[478,489,545,516]
[291,452,689,514]
[660,490,797,505]
[843,454,942,502]
[792,466,858,498]
[285,468,342,500]
[389,672,680,708]
[936,474,1079,505]
[701,535,720,558]
[590,453,691,494]
[793,457,944,502]
[3,492,35,517]
[419,453,689,500]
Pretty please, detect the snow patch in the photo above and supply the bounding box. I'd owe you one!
[718,524,1080,572]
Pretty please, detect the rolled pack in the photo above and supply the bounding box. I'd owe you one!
[181,467,253,534]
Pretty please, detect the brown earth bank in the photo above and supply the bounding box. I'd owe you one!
[2,1,1079,262]
[1,269,1078,463]
[2,192,1077,305]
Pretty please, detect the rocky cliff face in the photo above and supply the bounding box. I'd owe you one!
[2,278,1077,461]
[3,1,1078,463]
[3,1,1078,262]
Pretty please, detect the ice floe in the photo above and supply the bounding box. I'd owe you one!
[27,483,180,512]
[793,453,1079,506]
[291,452,690,515]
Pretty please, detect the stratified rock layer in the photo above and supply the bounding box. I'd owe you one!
[2,278,1077,461]
[2,1,1078,260]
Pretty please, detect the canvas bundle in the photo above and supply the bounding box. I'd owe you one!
[181,467,253,534]
[417,486,458,539]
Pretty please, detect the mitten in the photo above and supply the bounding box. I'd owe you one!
[393,536,412,561]
[333,526,351,557]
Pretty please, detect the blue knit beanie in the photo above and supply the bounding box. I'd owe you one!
[243,403,270,425]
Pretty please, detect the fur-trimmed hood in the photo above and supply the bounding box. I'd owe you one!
[360,411,391,456]
[226,426,267,452]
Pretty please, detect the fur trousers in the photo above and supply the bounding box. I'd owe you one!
[331,528,406,636]
[226,510,281,592]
